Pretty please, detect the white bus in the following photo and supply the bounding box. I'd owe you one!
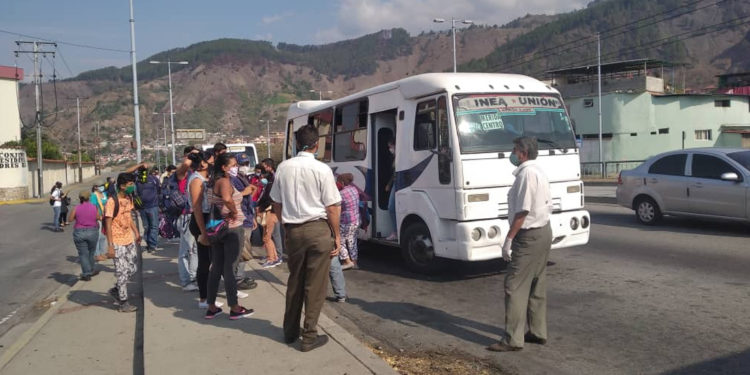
[201,143,260,166]
[284,73,590,272]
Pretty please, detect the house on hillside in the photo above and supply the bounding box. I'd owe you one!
[547,59,750,176]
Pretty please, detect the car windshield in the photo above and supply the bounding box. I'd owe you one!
[728,150,750,172]
[453,93,576,154]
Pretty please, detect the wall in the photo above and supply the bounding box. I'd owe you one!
[27,159,97,198]
[0,148,29,201]
[0,75,22,146]
[556,76,664,99]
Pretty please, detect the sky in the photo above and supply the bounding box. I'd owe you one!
[0,0,588,80]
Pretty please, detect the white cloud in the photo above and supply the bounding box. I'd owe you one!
[315,0,589,43]
[261,13,290,25]
[254,33,274,41]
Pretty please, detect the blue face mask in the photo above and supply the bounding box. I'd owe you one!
[261,178,268,185]
[510,153,521,167]
[98,186,105,193]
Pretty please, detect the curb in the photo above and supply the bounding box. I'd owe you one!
[0,275,82,371]
[0,198,45,206]
[248,261,399,375]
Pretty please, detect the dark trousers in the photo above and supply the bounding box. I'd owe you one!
[283,220,333,343]
[207,226,243,307]
[190,213,212,300]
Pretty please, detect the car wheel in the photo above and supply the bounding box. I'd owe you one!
[635,196,662,225]
[400,221,446,274]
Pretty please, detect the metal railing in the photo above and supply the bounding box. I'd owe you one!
[581,160,644,179]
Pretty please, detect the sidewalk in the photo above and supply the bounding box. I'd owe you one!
[0,238,397,375]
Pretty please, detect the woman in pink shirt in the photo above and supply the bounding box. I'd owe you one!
[69,190,101,281]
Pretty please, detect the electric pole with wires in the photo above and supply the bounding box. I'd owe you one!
[14,40,56,197]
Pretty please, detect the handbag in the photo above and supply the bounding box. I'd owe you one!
[205,203,228,244]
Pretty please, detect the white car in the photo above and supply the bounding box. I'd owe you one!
[616,148,750,225]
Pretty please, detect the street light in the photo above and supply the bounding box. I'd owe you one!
[262,119,277,158]
[433,17,473,73]
[153,112,170,167]
[149,59,188,165]
[309,89,333,100]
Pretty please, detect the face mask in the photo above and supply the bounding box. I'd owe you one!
[125,185,135,195]
[336,182,344,190]
[239,166,251,176]
[255,172,261,177]
[261,178,268,185]
[228,166,239,177]
[509,153,521,167]
[98,186,105,193]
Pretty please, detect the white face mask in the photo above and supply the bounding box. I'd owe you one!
[239,166,251,176]
[228,166,239,177]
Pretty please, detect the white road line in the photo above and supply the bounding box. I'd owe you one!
[0,309,19,326]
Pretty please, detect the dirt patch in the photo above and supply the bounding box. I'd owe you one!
[368,344,510,375]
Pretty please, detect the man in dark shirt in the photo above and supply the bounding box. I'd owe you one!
[130,164,162,252]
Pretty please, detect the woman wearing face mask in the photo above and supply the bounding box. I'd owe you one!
[91,182,110,261]
[384,139,397,241]
[204,153,254,320]
[256,171,279,268]
[186,151,222,309]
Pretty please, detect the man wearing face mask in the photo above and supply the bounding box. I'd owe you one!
[229,153,259,289]
[487,136,553,352]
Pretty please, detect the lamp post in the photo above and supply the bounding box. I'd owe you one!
[433,17,473,73]
[309,89,333,100]
[153,112,170,166]
[149,59,188,165]
[262,119,277,158]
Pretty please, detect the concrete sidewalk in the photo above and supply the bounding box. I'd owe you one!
[142,243,396,374]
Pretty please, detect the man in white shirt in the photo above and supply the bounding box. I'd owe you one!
[271,125,342,352]
[488,136,553,352]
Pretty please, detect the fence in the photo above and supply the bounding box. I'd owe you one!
[581,160,644,179]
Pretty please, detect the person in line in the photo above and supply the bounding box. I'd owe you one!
[384,139,398,241]
[487,137,553,352]
[69,190,100,281]
[161,164,177,184]
[257,162,281,268]
[50,181,64,232]
[204,153,254,320]
[229,153,258,289]
[176,147,200,291]
[337,173,360,270]
[91,182,109,262]
[129,164,162,253]
[59,192,71,228]
[261,158,284,264]
[105,173,141,313]
[186,150,224,309]
[213,142,227,156]
[271,125,342,352]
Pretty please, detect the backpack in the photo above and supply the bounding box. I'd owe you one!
[159,212,178,239]
[161,173,187,218]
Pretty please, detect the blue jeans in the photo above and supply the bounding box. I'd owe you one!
[177,214,198,286]
[52,206,61,230]
[329,256,346,299]
[388,188,396,234]
[140,206,159,248]
[95,221,107,256]
[272,221,284,260]
[73,228,98,276]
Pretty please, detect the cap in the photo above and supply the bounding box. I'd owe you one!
[79,190,91,201]
[236,153,250,165]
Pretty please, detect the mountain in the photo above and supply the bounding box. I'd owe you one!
[14,0,750,164]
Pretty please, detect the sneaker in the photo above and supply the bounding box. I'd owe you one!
[237,290,249,299]
[385,233,397,241]
[261,260,278,269]
[80,275,92,281]
[198,300,224,309]
[204,307,223,319]
[229,306,255,320]
[182,283,199,292]
[341,262,354,270]
[237,278,258,290]
[272,259,283,267]
[152,246,163,251]
[118,302,137,313]
[108,287,120,303]
[145,247,154,253]
[335,296,347,303]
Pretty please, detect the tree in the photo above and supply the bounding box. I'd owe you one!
[1,132,62,160]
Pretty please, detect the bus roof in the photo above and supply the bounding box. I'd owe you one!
[286,72,559,118]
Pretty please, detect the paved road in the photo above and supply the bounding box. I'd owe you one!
[327,203,750,374]
[0,202,84,340]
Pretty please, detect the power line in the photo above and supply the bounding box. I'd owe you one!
[0,27,129,53]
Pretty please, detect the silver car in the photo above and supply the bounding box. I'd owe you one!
[616,148,750,225]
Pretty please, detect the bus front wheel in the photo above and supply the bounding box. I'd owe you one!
[400,221,446,274]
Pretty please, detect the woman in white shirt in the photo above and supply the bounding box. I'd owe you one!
[50,181,63,232]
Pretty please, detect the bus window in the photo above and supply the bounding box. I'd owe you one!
[308,109,333,162]
[414,99,437,151]
[286,120,296,159]
[334,99,368,162]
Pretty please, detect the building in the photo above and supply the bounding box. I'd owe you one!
[548,59,750,176]
[0,66,28,201]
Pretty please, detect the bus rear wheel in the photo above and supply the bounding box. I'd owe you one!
[400,221,446,274]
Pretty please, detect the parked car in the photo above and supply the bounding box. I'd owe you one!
[616,148,750,225]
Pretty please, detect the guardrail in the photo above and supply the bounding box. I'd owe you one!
[581,160,644,178]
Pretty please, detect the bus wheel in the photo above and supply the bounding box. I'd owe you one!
[400,222,446,274]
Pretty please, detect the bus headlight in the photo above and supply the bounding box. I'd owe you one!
[487,226,499,239]
[471,228,482,241]
[581,216,590,229]
[570,217,579,230]
[467,193,489,202]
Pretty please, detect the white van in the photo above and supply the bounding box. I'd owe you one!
[201,143,259,167]
[285,73,589,272]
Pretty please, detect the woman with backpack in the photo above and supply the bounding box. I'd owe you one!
[204,153,254,320]
[50,181,64,232]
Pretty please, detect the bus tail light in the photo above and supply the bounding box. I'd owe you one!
[488,226,499,239]
[581,216,590,229]
[471,228,482,241]
[570,217,579,230]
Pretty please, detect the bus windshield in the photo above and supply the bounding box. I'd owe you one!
[453,93,576,154]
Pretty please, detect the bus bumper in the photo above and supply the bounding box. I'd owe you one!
[447,209,590,261]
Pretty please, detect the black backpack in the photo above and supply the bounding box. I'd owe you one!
[161,173,187,218]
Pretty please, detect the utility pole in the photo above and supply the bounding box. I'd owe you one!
[76,97,82,182]
[95,121,101,175]
[129,0,142,163]
[15,41,56,197]
[433,17,473,73]
[597,33,604,178]
[150,60,188,165]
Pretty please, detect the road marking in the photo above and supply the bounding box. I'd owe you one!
[0,310,19,326]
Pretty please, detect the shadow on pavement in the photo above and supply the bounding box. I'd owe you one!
[67,289,119,311]
[47,271,78,286]
[661,347,750,374]
[346,297,502,347]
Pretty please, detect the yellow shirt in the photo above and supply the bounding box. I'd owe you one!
[105,195,135,246]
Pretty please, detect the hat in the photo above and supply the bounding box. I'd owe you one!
[79,190,91,201]
[236,153,250,165]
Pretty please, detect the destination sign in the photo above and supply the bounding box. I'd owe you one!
[457,94,563,112]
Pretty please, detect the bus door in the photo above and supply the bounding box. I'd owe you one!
[370,109,397,238]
